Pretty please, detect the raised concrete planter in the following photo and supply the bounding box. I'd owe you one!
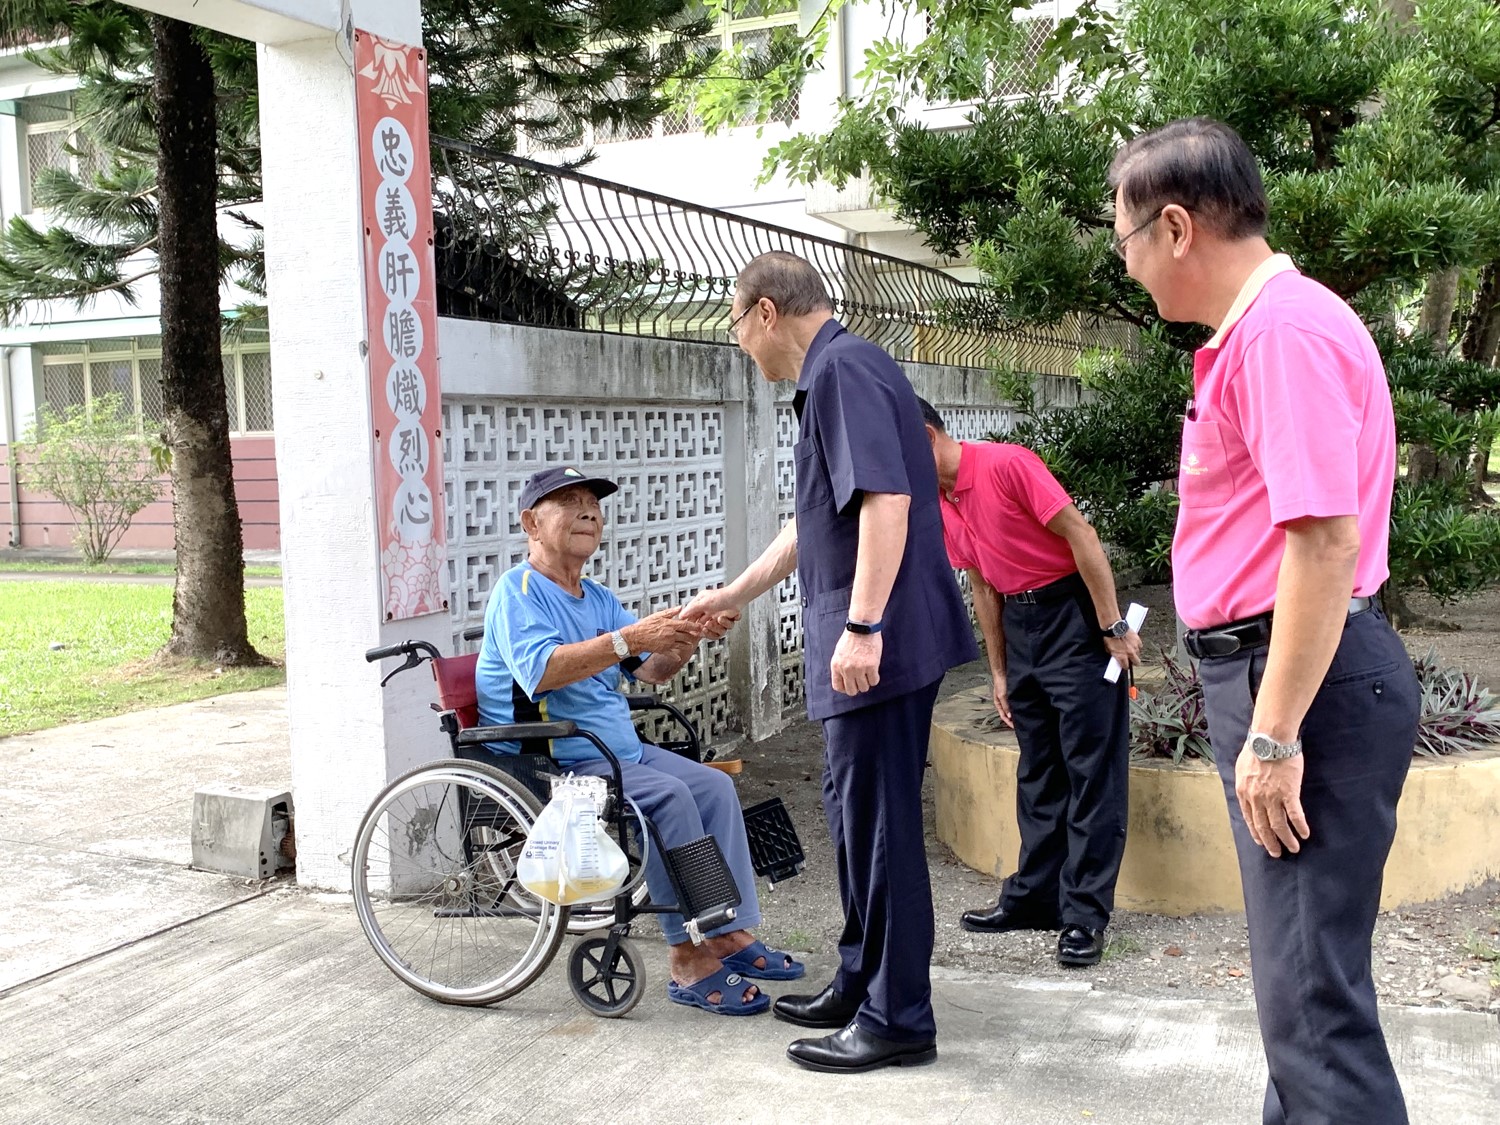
[931,686,1500,915]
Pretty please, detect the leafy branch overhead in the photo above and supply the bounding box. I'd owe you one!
[762,0,1500,332]
[0,0,727,327]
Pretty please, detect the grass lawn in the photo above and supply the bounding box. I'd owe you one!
[0,581,285,737]
[0,560,281,578]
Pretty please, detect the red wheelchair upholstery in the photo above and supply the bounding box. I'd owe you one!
[431,652,481,731]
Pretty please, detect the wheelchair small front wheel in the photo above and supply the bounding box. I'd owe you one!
[568,933,643,1018]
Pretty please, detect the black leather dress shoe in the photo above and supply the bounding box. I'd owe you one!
[1057,924,1105,967]
[786,1022,937,1073]
[773,983,861,1029]
[960,902,1060,934]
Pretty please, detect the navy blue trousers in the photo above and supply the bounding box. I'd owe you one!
[821,678,943,1042]
[999,587,1130,930]
[1199,609,1418,1125]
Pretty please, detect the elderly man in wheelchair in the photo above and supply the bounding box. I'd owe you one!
[472,466,804,1016]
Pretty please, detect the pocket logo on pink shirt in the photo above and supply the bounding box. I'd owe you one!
[1179,420,1235,507]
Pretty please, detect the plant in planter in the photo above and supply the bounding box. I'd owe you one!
[1129,647,1500,763]
[1128,650,1215,764]
[1409,648,1500,757]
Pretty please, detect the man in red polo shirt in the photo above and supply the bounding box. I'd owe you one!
[920,399,1139,967]
[1110,118,1420,1125]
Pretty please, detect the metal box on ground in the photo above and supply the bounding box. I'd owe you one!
[190,784,294,879]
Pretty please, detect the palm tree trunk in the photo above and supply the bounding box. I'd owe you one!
[152,15,263,664]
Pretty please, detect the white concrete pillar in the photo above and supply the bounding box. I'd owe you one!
[123,0,449,889]
[258,4,451,890]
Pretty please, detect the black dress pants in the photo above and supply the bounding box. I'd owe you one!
[1199,608,1418,1125]
[820,678,943,1042]
[999,582,1130,931]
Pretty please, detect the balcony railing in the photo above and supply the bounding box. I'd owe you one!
[431,137,1129,374]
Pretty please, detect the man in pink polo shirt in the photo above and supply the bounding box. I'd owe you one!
[920,398,1140,968]
[1110,118,1420,1125]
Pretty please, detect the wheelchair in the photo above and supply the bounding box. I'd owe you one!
[353,631,805,1018]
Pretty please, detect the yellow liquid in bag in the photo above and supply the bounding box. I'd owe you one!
[524,877,620,905]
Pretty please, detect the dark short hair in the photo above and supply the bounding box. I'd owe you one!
[1108,118,1268,240]
[735,251,834,317]
[916,396,947,432]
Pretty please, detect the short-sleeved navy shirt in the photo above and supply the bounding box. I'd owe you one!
[793,320,978,719]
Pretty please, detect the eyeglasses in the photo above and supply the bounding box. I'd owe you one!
[1112,206,1166,260]
[726,306,752,341]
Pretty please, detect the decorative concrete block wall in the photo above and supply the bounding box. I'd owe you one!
[439,318,1052,745]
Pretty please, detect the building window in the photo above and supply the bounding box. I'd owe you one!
[18,95,104,213]
[38,337,274,436]
[596,0,801,144]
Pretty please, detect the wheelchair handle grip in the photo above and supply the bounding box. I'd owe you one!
[365,643,409,662]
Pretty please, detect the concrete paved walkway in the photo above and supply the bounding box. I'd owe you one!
[1,690,1496,1124]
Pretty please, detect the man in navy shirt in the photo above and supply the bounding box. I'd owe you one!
[686,251,978,1072]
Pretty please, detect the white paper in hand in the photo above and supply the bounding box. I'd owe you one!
[1103,602,1149,682]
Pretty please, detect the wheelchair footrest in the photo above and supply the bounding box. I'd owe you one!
[743,797,805,886]
[664,835,741,924]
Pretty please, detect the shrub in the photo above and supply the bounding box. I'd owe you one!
[20,393,165,564]
[1129,647,1500,763]
[997,333,1192,583]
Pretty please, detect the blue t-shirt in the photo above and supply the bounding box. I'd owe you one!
[475,563,644,766]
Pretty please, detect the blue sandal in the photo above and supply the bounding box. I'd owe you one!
[667,965,771,1016]
[720,939,806,981]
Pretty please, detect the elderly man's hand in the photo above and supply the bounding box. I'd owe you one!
[692,608,741,641]
[831,630,882,696]
[624,608,704,655]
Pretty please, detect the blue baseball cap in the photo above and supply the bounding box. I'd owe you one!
[518,466,619,512]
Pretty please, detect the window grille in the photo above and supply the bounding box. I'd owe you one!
[38,337,274,436]
[18,95,105,212]
[593,1,800,145]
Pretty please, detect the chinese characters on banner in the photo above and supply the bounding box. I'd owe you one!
[354,31,446,620]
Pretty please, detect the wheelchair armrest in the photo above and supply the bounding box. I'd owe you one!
[456,720,579,744]
[624,693,661,712]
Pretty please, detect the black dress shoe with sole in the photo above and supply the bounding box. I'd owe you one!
[773,983,861,1029]
[786,1022,937,1073]
[960,902,1061,934]
[1057,924,1105,967]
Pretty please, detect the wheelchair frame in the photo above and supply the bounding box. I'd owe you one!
[352,633,801,1018]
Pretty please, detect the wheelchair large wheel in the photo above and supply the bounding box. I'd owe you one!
[352,759,568,1006]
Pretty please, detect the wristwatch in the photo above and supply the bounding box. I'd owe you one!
[609,629,631,659]
[1101,618,1130,639]
[1247,731,1303,761]
[845,620,883,635]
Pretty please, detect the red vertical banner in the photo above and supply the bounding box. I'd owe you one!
[354,30,446,620]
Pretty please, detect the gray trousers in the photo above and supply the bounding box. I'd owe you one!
[1199,609,1418,1125]
[574,743,761,945]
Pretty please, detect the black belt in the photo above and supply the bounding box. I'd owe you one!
[1183,596,1373,660]
[1003,572,1085,605]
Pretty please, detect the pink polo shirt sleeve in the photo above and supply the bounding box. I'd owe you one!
[999,447,1072,527]
[1227,326,1365,525]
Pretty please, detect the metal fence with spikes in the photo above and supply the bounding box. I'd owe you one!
[430,138,1132,375]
